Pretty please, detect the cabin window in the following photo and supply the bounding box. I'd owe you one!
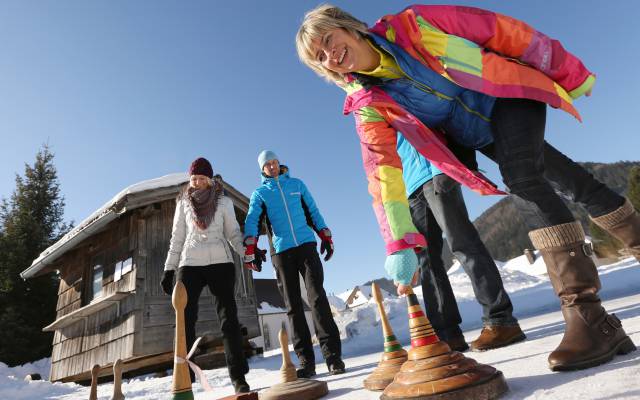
[114,257,133,282]
[91,263,104,301]
[85,251,106,304]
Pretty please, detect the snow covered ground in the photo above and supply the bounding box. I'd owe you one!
[2,256,639,399]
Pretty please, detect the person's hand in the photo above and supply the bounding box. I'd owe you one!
[160,270,175,296]
[243,237,266,272]
[250,248,267,272]
[396,270,419,296]
[384,249,418,296]
[318,228,334,261]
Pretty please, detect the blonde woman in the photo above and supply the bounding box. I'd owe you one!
[295,4,636,371]
[161,157,250,393]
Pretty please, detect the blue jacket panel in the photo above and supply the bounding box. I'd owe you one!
[368,34,495,150]
[244,168,327,254]
[397,133,442,197]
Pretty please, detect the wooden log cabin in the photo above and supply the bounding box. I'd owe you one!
[20,174,260,383]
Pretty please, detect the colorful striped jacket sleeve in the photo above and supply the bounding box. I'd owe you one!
[354,105,427,255]
[407,5,595,98]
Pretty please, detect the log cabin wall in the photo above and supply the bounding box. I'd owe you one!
[50,215,139,382]
[48,187,258,382]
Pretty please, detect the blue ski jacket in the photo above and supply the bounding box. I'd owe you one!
[244,167,327,254]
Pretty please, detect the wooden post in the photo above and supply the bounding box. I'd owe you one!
[171,281,194,400]
[278,322,297,383]
[259,324,328,400]
[380,287,508,400]
[363,283,407,391]
[111,359,125,400]
[89,364,100,400]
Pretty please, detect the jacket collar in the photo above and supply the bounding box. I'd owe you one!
[261,165,290,185]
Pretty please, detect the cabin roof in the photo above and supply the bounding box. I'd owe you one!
[20,173,249,279]
[254,279,311,314]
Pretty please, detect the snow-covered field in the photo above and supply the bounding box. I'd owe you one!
[2,256,639,399]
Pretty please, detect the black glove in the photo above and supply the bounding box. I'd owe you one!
[161,270,175,295]
[244,236,267,272]
[319,228,334,261]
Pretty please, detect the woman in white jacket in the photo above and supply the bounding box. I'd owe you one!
[161,157,250,393]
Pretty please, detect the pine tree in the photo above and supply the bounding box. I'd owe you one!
[0,145,71,366]
[627,166,640,211]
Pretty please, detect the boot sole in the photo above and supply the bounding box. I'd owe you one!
[550,336,637,371]
[470,332,527,352]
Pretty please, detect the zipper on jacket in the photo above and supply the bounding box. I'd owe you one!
[381,60,491,123]
[276,178,299,246]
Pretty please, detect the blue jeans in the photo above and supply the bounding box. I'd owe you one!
[409,178,518,338]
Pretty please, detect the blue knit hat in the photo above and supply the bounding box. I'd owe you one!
[258,150,279,169]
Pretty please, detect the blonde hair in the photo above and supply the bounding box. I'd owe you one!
[296,4,369,83]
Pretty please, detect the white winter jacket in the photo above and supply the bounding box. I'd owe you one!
[164,194,245,271]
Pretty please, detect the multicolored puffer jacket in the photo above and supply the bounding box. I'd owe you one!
[244,166,328,254]
[340,4,595,255]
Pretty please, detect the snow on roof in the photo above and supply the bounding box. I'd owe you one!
[358,285,373,298]
[326,294,346,310]
[257,302,288,315]
[336,289,353,303]
[20,173,189,279]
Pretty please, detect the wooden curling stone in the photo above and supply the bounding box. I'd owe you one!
[259,324,328,400]
[380,288,508,400]
[364,283,408,391]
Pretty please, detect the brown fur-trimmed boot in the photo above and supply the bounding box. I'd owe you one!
[591,198,640,261]
[529,221,636,371]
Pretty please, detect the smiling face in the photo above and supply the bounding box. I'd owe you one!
[311,28,379,75]
[189,174,211,190]
[262,159,280,178]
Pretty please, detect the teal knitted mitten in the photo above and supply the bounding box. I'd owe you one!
[384,249,418,285]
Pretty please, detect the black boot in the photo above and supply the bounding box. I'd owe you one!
[295,361,316,378]
[232,376,250,393]
[326,358,345,375]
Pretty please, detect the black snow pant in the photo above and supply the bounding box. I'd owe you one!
[177,263,249,382]
[271,242,342,366]
[479,98,624,228]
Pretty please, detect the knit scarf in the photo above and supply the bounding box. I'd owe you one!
[184,176,223,230]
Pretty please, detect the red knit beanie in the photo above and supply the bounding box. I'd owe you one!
[189,157,213,178]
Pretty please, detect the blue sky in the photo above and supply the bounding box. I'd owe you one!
[1,1,639,294]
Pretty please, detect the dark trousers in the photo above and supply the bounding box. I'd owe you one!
[480,98,623,228]
[409,179,517,336]
[271,242,341,365]
[177,263,248,380]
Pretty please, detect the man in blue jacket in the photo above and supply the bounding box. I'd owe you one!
[398,135,525,352]
[244,150,344,377]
